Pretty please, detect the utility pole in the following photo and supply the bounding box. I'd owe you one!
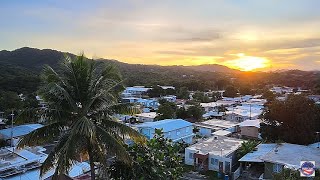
[10,110,14,150]
[316,132,320,148]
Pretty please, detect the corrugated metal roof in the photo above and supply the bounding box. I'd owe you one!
[0,124,43,139]
[136,119,192,132]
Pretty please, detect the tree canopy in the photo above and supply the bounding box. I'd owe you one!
[261,95,320,145]
[108,129,185,180]
[18,55,145,179]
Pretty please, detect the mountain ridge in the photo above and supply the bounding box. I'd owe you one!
[0,47,239,73]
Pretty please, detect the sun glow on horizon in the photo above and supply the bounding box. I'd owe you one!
[223,53,270,71]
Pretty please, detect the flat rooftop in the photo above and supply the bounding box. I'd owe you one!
[200,100,236,108]
[194,119,240,129]
[136,119,192,132]
[135,112,157,118]
[187,135,243,157]
[239,143,320,169]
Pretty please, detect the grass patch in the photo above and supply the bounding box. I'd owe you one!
[183,165,195,173]
[200,170,222,180]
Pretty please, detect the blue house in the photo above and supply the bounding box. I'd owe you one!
[136,119,194,144]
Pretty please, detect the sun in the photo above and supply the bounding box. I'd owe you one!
[224,54,270,71]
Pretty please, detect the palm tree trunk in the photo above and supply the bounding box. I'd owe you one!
[88,147,96,180]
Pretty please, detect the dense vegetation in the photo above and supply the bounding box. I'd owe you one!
[108,130,185,180]
[261,95,320,145]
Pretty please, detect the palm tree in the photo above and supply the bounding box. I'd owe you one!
[237,140,259,159]
[18,55,144,179]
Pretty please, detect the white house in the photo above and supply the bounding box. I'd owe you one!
[159,86,175,90]
[135,119,194,144]
[270,86,293,94]
[162,95,177,102]
[202,111,224,120]
[185,135,243,173]
[124,86,151,97]
[194,119,240,137]
[239,143,320,179]
[135,112,157,122]
[225,104,263,122]
[0,146,90,179]
[239,119,261,139]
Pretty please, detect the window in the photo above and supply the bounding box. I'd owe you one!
[273,164,283,173]
[189,153,194,159]
[176,130,181,136]
[210,158,218,166]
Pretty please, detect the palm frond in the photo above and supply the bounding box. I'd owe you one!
[96,125,131,163]
[101,117,146,144]
[40,132,70,176]
[17,122,64,148]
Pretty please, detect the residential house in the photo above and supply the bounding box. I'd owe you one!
[185,135,243,173]
[121,97,140,103]
[240,119,261,139]
[270,86,293,94]
[202,111,224,120]
[225,104,263,122]
[200,100,236,112]
[194,119,240,137]
[135,112,157,122]
[239,143,320,179]
[0,146,90,179]
[162,95,177,103]
[0,124,43,146]
[135,119,194,144]
[136,98,159,110]
[124,86,151,97]
[159,86,175,90]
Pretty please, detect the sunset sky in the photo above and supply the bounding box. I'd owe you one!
[1,0,320,71]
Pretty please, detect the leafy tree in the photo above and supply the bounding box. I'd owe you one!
[108,129,185,180]
[261,95,320,145]
[239,85,253,95]
[262,90,276,102]
[223,86,238,98]
[177,87,189,99]
[164,88,176,96]
[156,99,177,120]
[215,79,230,90]
[147,85,165,98]
[17,55,144,179]
[211,92,222,101]
[192,91,210,103]
[0,91,23,112]
[187,104,205,121]
[176,107,189,119]
[237,140,260,159]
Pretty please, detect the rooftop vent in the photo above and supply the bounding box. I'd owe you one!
[214,136,218,140]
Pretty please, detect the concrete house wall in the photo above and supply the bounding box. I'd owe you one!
[240,126,259,138]
[138,126,193,144]
[264,162,284,179]
[185,149,233,173]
